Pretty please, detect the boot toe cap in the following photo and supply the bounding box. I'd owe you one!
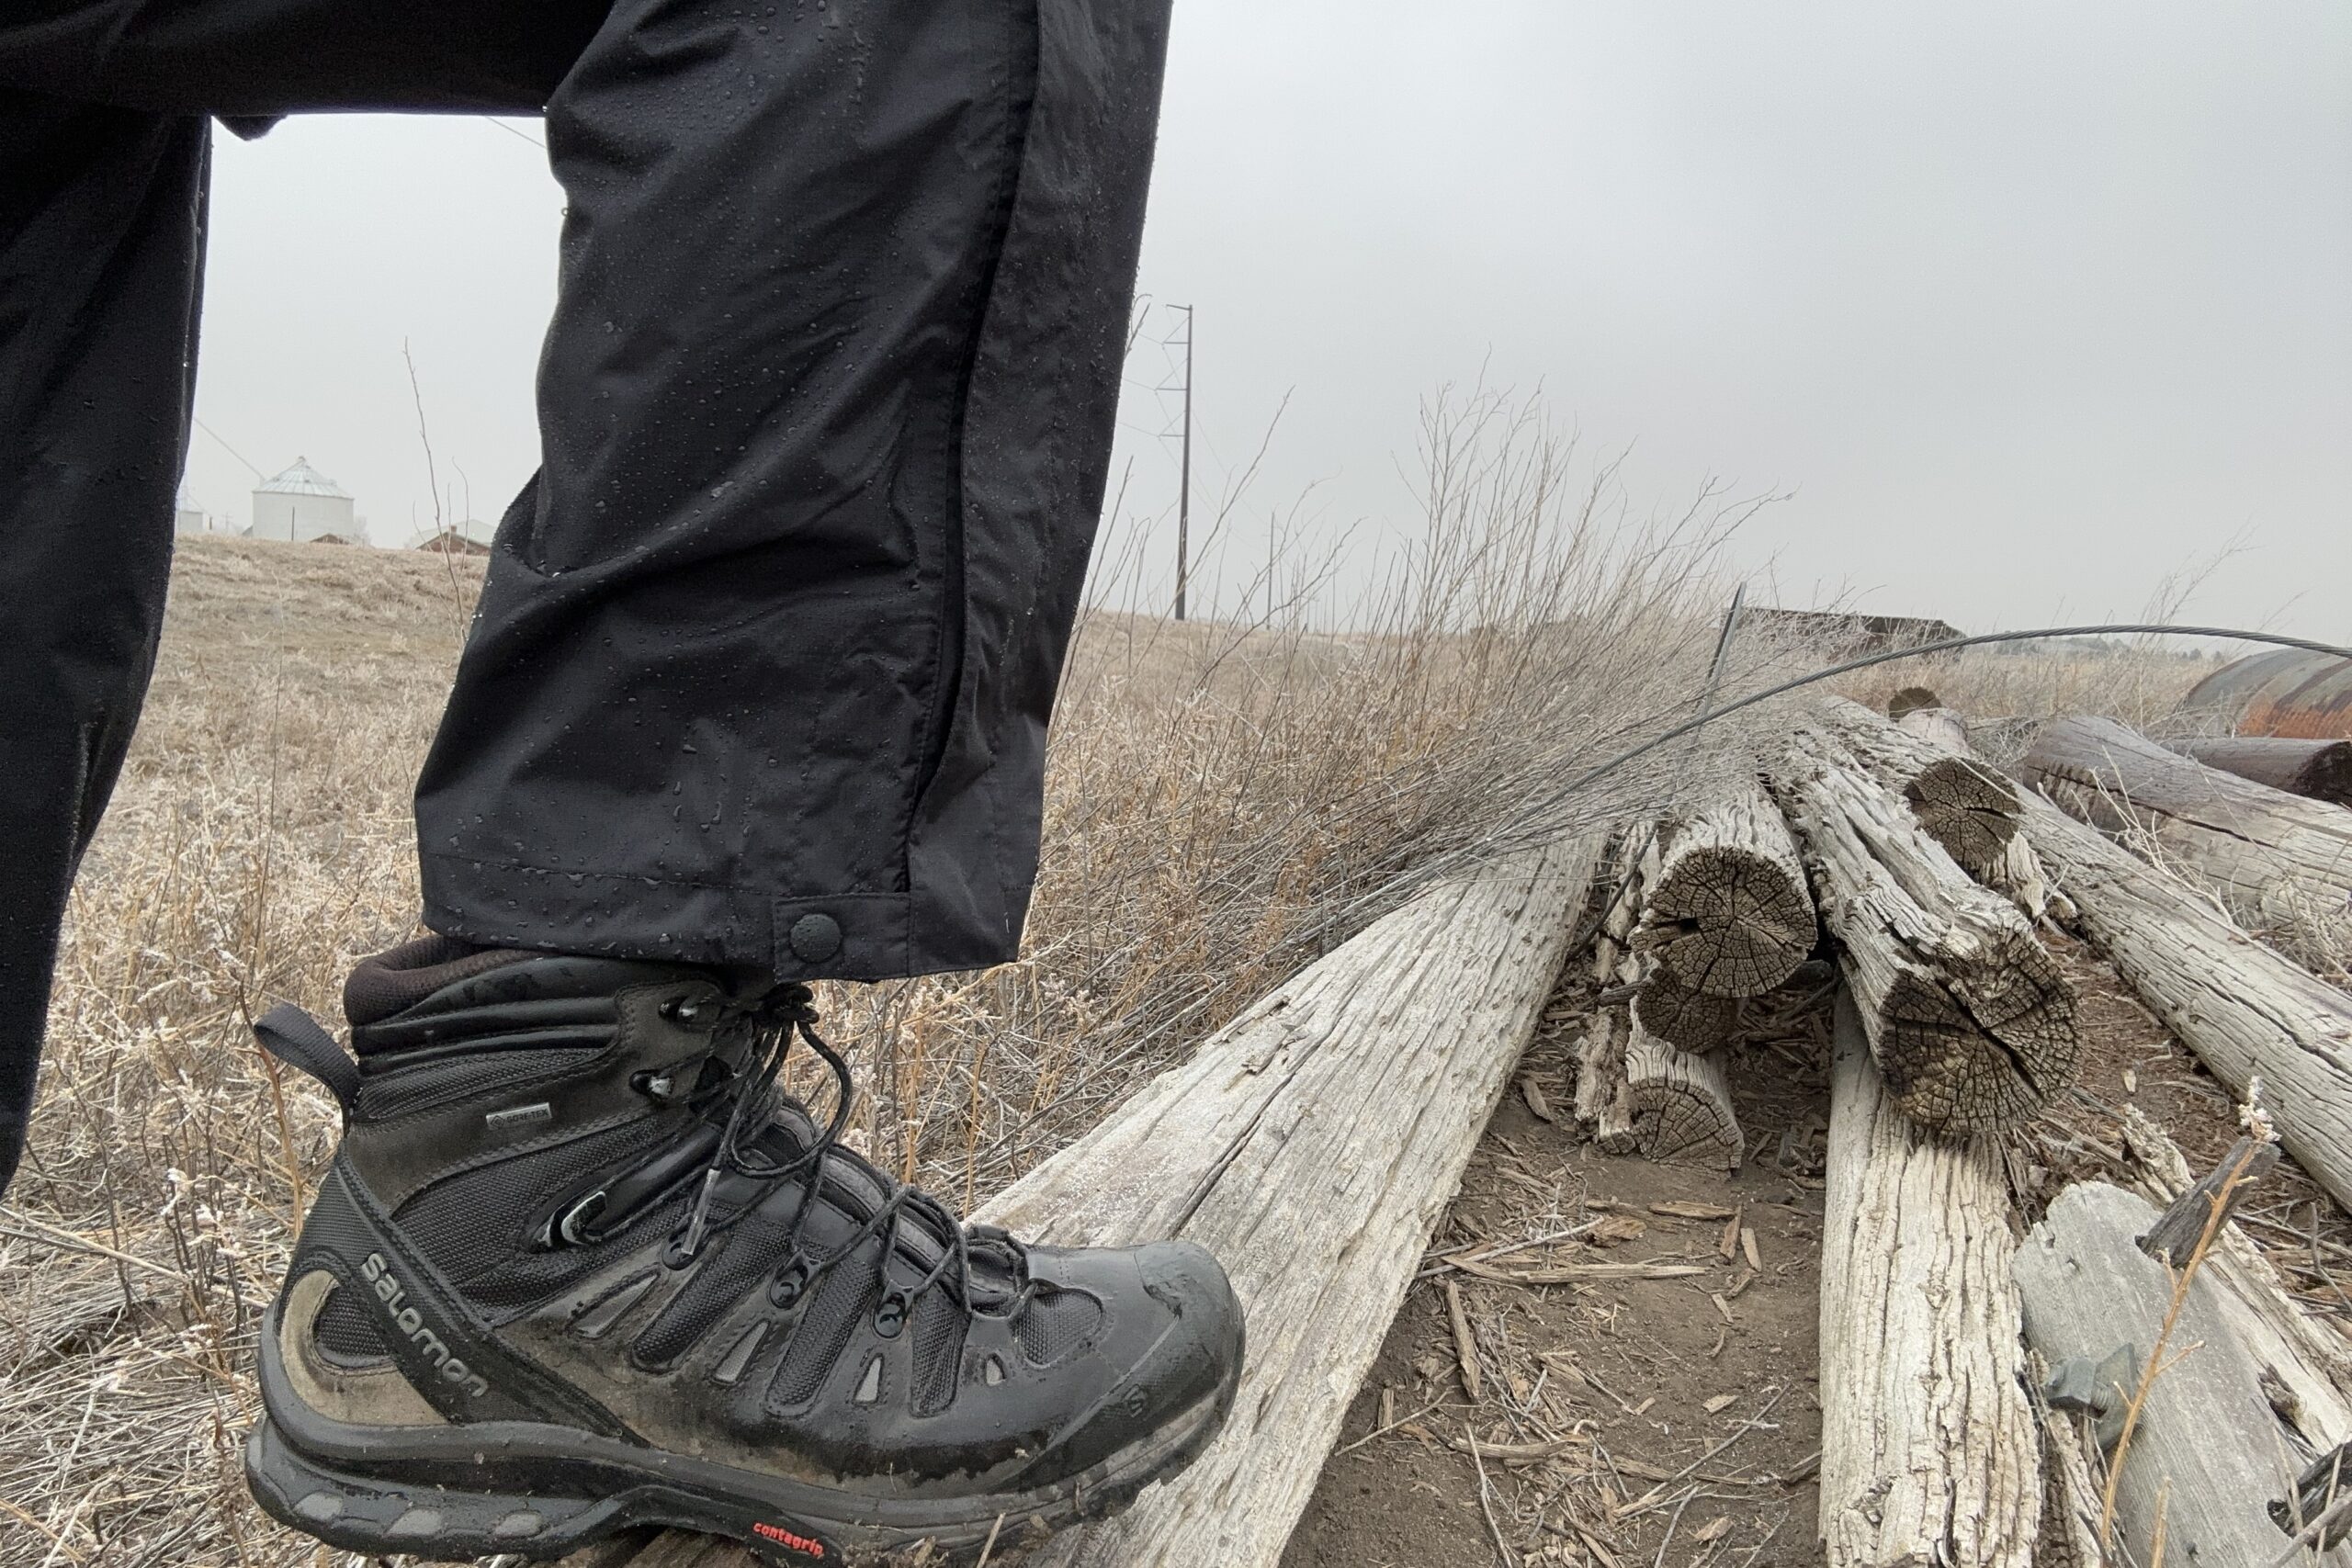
[1019,1239,1243,1483]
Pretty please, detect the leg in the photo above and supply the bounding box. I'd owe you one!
[416,0,1172,984]
[0,1,607,1202]
[6,9,1236,1558]
[0,90,208,1198]
[7,0,1167,988]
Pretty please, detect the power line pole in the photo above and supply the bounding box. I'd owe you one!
[1173,304,1193,623]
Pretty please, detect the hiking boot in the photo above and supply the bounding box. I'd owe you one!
[243,937,1244,1564]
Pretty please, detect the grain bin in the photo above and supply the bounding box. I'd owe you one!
[2177,649,2352,739]
[248,457,357,543]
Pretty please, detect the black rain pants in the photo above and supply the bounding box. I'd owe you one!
[0,0,1171,1196]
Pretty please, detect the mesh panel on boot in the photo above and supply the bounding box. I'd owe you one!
[907,1290,967,1416]
[312,1283,390,1362]
[630,1213,793,1369]
[356,1047,604,1122]
[766,1263,878,1413]
[390,1122,677,1315]
[1013,1286,1101,1366]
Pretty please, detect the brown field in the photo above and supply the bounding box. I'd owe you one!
[0,423,2308,1564]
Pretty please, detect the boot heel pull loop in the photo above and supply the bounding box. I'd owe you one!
[253,1003,360,1112]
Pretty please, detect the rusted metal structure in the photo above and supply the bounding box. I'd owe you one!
[1744,605,1966,658]
[2179,650,2352,740]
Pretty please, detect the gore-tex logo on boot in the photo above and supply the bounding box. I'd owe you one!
[360,1253,491,1398]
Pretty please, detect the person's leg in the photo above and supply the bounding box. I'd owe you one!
[9,6,1235,1560]
[0,1,612,1201]
[415,0,1171,988]
[0,89,209,1199]
[8,0,1167,990]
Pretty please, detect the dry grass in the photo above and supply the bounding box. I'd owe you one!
[1835,645,2216,769]
[0,389,2318,1562]
[0,392,1778,1564]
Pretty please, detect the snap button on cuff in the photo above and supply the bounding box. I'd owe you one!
[787,912,843,964]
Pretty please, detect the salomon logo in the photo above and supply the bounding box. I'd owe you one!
[359,1253,491,1398]
[752,1521,827,1558]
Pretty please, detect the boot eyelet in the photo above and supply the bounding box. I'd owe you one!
[662,1233,699,1269]
[768,1256,812,1307]
[630,1068,683,1102]
[660,996,707,1025]
[874,1291,910,1338]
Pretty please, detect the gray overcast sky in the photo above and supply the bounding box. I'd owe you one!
[183,1,2351,640]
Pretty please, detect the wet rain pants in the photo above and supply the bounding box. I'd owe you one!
[0,0,1172,1194]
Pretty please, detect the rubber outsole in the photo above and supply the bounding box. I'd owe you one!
[247,1358,1239,1565]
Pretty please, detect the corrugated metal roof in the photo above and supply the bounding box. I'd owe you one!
[254,457,351,498]
[2179,649,2352,740]
[403,518,497,550]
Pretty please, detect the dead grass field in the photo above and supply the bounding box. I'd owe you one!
[1,397,1779,1563]
[0,418,2318,1565]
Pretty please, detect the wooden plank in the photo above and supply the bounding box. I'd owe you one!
[1591,825,1656,983]
[1573,1009,1640,1155]
[2026,714,2352,931]
[2016,1182,2307,1567]
[574,831,1607,1568]
[1771,723,2079,1134]
[2135,1134,2282,1269]
[1817,991,2040,1567]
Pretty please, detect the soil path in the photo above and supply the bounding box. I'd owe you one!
[1283,931,2352,1567]
[1285,978,1832,1567]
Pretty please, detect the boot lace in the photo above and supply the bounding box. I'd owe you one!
[665,983,1030,1332]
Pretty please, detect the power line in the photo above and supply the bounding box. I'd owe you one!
[477,116,546,151]
[1171,305,1193,622]
[191,416,266,480]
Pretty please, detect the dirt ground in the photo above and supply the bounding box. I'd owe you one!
[1285,971,1833,1568]
[1283,930,2352,1568]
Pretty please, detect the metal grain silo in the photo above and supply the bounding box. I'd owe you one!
[2178,649,2352,739]
[248,457,357,543]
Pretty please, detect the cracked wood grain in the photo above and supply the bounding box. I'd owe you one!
[1819,991,2040,1568]
[2018,792,2352,1213]
[1634,782,1816,998]
[1772,724,2079,1134]
[2026,715,2352,933]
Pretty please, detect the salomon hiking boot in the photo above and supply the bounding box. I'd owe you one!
[244,938,1244,1563]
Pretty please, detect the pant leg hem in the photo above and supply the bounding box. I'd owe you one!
[419,850,954,983]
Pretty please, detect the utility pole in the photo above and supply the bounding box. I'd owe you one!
[1172,304,1193,623]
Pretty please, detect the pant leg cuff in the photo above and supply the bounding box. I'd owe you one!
[420,851,924,982]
